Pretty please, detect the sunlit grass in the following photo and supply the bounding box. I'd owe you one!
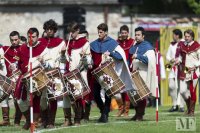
[0,104,199,133]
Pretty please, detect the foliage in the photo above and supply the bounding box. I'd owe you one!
[187,0,200,14]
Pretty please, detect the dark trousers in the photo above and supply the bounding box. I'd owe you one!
[93,81,111,116]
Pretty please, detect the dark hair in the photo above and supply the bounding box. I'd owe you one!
[184,29,195,39]
[97,23,108,32]
[135,27,145,35]
[67,21,80,33]
[173,29,182,39]
[20,36,27,42]
[79,30,88,35]
[27,27,39,37]
[120,25,129,33]
[43,19,58,32]
[9,31,20,38]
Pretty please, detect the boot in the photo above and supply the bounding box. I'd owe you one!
[72,102,82,126]
[47,110,57,128]
[115,98,124,117]
[40,109,48,128]
[33,113,40,128]
[135,100,146,121]
[135,106,145,121]
[188,100,195,116]
[83,103,91,121]
[0,107,10,126]
[123,101,130,117]
[98,113,108,123]
[184,98,191,115]
[22,109,30,130]
[14,102,22,126]
[130,106,138,121]
[62,108,72,127]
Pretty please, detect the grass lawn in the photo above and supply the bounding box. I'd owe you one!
[0,105,199,133]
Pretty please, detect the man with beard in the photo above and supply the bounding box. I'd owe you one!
[129,27,158,121]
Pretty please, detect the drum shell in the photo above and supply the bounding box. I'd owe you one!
[22,67,50,93]
[0,74,15,102]
[63,69,90,102]
[91,61,125,97]
[46,68,68,101]
[128,70,151,105]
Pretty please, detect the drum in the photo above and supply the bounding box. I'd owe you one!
[91,61,125,97]
[46,68,68,101]
[0,74,16,102]
[128,70,151,105]
[10,69,22,82]
[63,69,90,102]
[22,67,50,93]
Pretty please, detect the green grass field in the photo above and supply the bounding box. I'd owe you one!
[0,105,199,133]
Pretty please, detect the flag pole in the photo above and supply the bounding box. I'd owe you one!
[29,32,34,132]
[156,50,159,124]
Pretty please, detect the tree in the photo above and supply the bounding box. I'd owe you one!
[187,0,200,14]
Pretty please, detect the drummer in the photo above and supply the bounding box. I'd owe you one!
[39,19,67,129]
[129,27,158,121]
[14,27,49,130]
[0,31,22,127]
[63,22,91,126]
[90,23,134,123]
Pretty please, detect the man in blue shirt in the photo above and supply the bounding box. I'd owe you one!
[129,27,158,121]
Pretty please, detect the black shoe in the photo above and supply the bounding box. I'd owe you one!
[179,107,184,112]
[130,114,137,121]
[98,114,108,123]
[169,105,178,112]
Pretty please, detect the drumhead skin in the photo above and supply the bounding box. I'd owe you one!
[63,68,90,102]
[91,61,125,97]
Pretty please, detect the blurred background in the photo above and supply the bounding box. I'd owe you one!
[0,0,200,106]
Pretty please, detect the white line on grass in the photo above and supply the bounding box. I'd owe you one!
[35,119,178,133]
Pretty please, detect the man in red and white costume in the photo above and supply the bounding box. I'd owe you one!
[14,28,49,130]
[0,31,22,127]
[63,22,91,126]
[40,19,67,128]
[115,25,134,117]
[166,29,185,112]
[175,29,200,116]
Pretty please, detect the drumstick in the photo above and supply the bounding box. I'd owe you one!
[65,33,72,61]
[3,46,11,56]
[130,47,138,69]
[25,58,52,68]
[1,55,12,65]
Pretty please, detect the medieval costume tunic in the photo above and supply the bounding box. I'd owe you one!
[0,47,8,106]
[1,45,21,126]
[14,39,48,112]
[129,40,158,120]
[175,41,200,115]
[90,36,134,122]
[2,45,20,77]
[63,34,90,124]
[40,37,66,127]
[117,37,134,63]
[115,37,134,116]
[166,40,184,110]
